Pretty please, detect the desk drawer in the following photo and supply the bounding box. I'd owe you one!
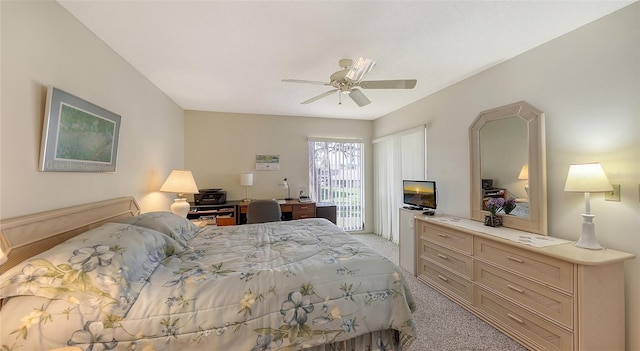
[293,204,315,220]
[420,222,472,254]
[216,217,236,226]
[475,238,573,293]
[475,261,573,328]
[475,287,573,351]
[419,257,472,304]
[421,240,473,279]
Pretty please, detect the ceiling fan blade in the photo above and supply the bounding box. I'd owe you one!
[301,89,338,104]
[282,79,330,86]
[360,79,417,89]
[349,88,371,107]
[345,57,377,82]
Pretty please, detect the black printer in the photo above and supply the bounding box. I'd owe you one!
[194,189,227,205]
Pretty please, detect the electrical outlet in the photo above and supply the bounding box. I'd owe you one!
[605,184,620,202]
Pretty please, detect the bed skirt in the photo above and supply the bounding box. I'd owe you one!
[306,329,412,351]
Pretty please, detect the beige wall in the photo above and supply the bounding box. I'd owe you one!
[375,3,640,349]
[3,0,638,348]
[0,0,185,218]
[184,111,373,232]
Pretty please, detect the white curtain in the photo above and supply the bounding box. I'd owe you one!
[373,126,426,243]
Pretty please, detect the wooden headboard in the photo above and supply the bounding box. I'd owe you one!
[0,197,140,274]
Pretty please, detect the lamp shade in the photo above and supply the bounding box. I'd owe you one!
[160,170,199,195]
[240,173,254,186]
[0,245,7,265]
[518,164,529,180]
[564,163,613,193]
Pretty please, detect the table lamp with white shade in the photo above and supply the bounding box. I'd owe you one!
[241,173,253,202]
[160,169,199,217]
[564,162,613,250]
[518,163,529,199]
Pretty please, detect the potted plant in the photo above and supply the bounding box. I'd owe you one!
[484,197,505,227]
[503,197,517,215]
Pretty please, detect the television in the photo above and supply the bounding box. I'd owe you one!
[403,180,437,210]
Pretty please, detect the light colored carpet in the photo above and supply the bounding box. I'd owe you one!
[350,233,527,351]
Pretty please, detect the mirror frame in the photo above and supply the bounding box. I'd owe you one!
[469,101,547,235]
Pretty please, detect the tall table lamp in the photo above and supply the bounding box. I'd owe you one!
[241,173,254,202]
[160,169,199,217]
[518,164,529,199]
[563,162,613,250]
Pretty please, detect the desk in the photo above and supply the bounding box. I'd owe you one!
[188,200,240,226]
[237,200,316,224]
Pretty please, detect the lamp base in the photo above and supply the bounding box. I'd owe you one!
[574,214,603,250]
[242,198,252,202]
[170,198,191,217]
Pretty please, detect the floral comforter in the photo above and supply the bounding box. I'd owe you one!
[1,215,416,351]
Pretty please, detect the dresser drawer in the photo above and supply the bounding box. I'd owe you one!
[474,238,573,293]
[475,287,573,351]
[420,222,473,254]
[421,240,473,279]
[418,257,473,304]
[475,261,573,328]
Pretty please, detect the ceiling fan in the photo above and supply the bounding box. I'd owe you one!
[282,57,417,107]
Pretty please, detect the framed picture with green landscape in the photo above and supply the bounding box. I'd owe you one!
[39,86,121,172]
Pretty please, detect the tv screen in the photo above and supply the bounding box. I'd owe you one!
[403,180,437,210]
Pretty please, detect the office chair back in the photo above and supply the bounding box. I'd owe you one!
[247,200,282,224]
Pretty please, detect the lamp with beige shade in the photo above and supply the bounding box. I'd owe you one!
[160,169,199,217]
[564,162,613,250]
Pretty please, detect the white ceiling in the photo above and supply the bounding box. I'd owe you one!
[58,1,633,120]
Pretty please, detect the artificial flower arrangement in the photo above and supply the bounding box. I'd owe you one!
[484,197,517,227]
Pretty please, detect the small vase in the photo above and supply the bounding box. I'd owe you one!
[484,214,503,227]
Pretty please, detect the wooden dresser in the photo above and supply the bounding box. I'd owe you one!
[415,216,635,351]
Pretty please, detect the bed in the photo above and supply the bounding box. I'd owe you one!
[0,197,416,351]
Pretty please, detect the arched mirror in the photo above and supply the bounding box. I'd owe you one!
[469,101,547,235]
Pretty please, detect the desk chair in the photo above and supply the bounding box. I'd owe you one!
[247,200,282,224]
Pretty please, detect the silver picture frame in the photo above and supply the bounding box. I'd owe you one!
[39,86,121,172]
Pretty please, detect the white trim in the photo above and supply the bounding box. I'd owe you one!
[307,136,364,143]
[373,124,426,144]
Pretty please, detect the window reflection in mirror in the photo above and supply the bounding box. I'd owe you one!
[479,116,529,218]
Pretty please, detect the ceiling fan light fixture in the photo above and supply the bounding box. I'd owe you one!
[283,57,416,107]
[345,57,376,82]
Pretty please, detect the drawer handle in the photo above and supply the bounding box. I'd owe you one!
[438,233,449,238]
[437,254,449,260]
[437,275,449,282]
[507,284,525,294]
[507,313,524,324]
[506,255,524,263]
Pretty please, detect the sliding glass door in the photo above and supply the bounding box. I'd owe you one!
[309,139,364,231]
